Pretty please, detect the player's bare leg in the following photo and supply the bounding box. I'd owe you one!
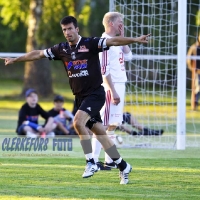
[73,110,98,178]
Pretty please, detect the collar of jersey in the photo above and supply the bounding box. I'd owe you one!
[70,35,82,49]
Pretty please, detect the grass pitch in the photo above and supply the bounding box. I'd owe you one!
[0,84,200,199]
[0,108,200,199]
[0,147,200,200]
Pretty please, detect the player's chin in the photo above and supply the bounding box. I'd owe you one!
[66,37,73,41]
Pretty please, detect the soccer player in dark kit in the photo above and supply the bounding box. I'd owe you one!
[1,16,150,184]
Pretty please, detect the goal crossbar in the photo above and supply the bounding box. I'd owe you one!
[1,53,200,61]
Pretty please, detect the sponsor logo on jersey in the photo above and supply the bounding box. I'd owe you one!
[78,45,89,52]
[63,49,67,53]
[68,70,89,78]
[64,60,89,78]
[26,115,38,122]
[71,52,76,60]
[87,107,91,111]
[64,60,88,70]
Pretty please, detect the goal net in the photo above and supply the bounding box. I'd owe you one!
[110,0,200,149]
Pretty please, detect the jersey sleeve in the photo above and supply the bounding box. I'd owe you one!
[37,104,50,120]
[43,44,61,60]
[124,51,133,61]
[89,37,109,53]
[99,49,110,77]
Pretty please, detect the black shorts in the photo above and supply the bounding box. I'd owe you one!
[74,86,105,123]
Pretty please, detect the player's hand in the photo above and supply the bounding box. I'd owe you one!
[136,34,151,44]
[38,127,45,133]
[113,98,120,105]
[43,126,52,134]
[111,91,120,105]
[0,57,16,65]
[119,24,124,37]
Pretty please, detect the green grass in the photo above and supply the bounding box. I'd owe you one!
[0,107,200,199]
[0,148,200,200]
[0,81,200,199]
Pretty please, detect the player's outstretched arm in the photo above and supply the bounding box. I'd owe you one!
[0,50,45,65]
[106,34,151,47]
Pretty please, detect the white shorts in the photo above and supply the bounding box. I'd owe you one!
[100,83,125,126]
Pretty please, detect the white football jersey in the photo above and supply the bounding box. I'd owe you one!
[99,33,132,83]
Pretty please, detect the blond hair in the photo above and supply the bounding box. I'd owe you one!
[102,12,124,29]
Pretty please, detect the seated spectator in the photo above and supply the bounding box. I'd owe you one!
[48,95,77,135]
[16,88,56,138]
[119,112,164,136]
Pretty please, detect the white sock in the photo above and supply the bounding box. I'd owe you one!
[85,153,93,161]
[114,157,122,164]
[27,131,37,138]
[46,131,55,138]
[105,152,113,164]
[92,137,102,163]
[106,130,115,135]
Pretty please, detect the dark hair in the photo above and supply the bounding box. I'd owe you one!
[54,95,64,102]
[60,16,78,28]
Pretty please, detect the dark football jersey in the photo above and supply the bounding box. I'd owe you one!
[16,103,50,132]
[44,37,109,97]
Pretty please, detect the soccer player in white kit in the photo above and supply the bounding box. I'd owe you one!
[92,12,133,169]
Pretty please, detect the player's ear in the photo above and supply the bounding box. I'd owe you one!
[76,27,79,33]
[109,21,114,27]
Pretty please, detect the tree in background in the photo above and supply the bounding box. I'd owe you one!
[88,0,109,37]
[0,0,92,97]
[0,0,50,96]
[23,0,52,97]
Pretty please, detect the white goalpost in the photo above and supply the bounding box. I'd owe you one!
[110,0,200,149]
[176,0,186,150]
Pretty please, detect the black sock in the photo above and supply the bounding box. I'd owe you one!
[143,128,150,135]
[86,158,95,164]
[130,130,138,135]
[114,159,127,171]
[143,128,163,135]
[105,145,127,171]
